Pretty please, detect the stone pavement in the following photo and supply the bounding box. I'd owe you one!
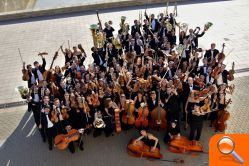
[0,0,249,105]
[0,0,249,165]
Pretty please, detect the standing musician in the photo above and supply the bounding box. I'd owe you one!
[133,130,160,151]
[189,104,204,144]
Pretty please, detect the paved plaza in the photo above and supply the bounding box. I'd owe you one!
[0,0,249,165]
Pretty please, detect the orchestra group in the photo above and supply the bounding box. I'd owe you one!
[20,7,235,158]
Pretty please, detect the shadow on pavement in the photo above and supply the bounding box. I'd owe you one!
[0,109,213,166]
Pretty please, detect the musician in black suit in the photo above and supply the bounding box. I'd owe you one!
[131,20,142,37]
[204,43,219,63]
[145,14,160,33]
[40,104,56,150]
[186,28,205,48]
[32,55,46,82]
[106,43,118,64]
[147,91,158,112]
[91,47,106,67]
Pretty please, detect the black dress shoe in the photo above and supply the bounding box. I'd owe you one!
[79,146,84,151]
[43,138,46,143]
[49,146,52,150]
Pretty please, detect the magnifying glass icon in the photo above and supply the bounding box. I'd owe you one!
[217,136,244,164]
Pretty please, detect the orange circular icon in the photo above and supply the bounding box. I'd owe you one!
[217,136,234,154]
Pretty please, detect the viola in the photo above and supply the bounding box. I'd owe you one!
[127,139,162,159]
[150,90,167,130]
[168,136,203,153]
[211,65,222,79]
[135,103,149,129]
[122,100,135,125]
[54,129,80,150]
[61,108,70,120]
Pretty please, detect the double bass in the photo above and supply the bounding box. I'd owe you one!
[135,102,149,129]
[150,90,167,130]
[127,139,162,159]
[213,99,231,132]
[168,136,203,153]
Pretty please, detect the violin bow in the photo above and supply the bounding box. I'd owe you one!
[18,48,24,64]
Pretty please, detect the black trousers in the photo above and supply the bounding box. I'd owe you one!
[45,127,56,149]
[68,137,84,153]
[189,123,203,141]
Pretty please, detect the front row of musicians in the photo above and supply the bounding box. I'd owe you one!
[36,90,214,153]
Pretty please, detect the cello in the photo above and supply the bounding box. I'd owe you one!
[213,99,231,132]
[122,98,135,125]
[54,128,84,150]
[150,90,167,130]
[135,102,149,129]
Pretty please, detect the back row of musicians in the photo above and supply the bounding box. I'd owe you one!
[22,11,235,153]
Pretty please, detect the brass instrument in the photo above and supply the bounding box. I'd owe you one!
[96,31,105,48]
[16,86,29,99]
[120,16,126,34]
[178,22,188,32]
[204,22,213,31]
[193,26,201,35]
[93,112,106,128]
[112,36,122,50]
[90,24,98,48]
[165,21,173,32]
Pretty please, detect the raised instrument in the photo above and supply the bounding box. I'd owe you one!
[150,90,167,130]
[228,62,235,81]
[90,24,98,48]
[168,136,203,153]
[204,22,213,31]
[96,10,103,31]
[135,102,149,129]
[54,129,80,150]
[127,139,163,159]
[16,86,29,99]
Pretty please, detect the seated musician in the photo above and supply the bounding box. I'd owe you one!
[133,130,160,151]
[164,120,180,144]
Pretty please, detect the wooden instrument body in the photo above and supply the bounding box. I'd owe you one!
[122,100,135,125]
[135,106,149,128]
[22,69,30,81]
[54,129,80,150]
[127,139,162,159]
[150,106,167,130]
[213,109,230,132]
[169,136,203,153]
[114,109,121,133]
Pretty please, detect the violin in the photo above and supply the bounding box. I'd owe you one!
[211,64,222,79]
[135,102,149,129]
[127,139,162,159]
[54,129,80,150]
[168,136,203,153]
[150,90,167,130]
[22,67,30,81]
[61,107,70,120]
[122,99,135,125]
[91,91,100,107]
[227,62,235,81]
[51,109,59,123]
[213,99,232,132]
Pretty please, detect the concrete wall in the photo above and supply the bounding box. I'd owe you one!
[0,0,185,21]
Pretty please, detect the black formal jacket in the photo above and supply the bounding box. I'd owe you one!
[131,25,142,37]
[204,49,219,62]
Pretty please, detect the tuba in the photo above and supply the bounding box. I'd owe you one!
[120,16,126,33]
[165,21,173,32]
[112,35,122,50]
[90,24,98,48]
